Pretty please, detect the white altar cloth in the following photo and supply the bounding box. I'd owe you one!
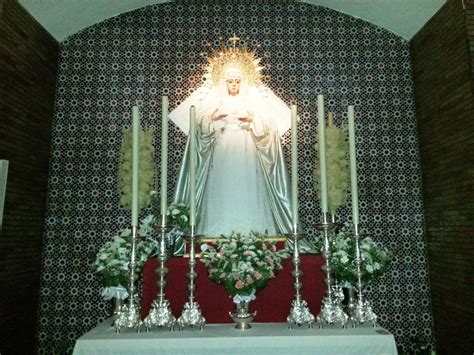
[73,319,398,355]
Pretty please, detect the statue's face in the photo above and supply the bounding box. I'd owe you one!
[226,78,241,96]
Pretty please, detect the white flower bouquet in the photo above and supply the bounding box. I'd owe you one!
[200,232,289,298]
[166,202,190,233]
[328,223,393,288]
[93,216,159,289]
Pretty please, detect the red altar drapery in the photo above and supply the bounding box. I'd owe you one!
[141,255,326,323]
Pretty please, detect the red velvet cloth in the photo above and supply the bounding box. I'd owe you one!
[141,255,326,323]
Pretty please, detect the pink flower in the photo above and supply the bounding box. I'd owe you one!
[266,257,274,265]
[246,276,254,285]
[254,271,262,280]
[243,250,252,256]
[271,245,277,252]
[262,243,267,250]
[235,280,244,289]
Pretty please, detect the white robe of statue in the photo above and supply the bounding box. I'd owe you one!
[170,64,299,242]
[198,93,276,236]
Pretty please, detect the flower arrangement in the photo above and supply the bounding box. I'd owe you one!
[118,127,155,212]
[200,232,289,299]
[328,223,393,288]
[166,202,190,233]
[93,216,159,289]
[314,120,350,215]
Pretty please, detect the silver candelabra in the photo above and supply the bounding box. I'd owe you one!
[315,212,348,327]
[143,214,176,330]
[114,225,142,332]
[350,223,377,326]
[177,224,206,330]
[286,225,315,328]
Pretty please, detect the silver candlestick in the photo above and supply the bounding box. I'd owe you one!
[350,223,377,326]
[177,224,206,330]
[143,214,176,331]
[315,212,348,328]
[114,225,142,332]
[286,225,315,328]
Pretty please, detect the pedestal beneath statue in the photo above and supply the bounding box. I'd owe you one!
[141,255,326,323]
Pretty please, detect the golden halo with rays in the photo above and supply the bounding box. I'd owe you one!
[205,35,264,86]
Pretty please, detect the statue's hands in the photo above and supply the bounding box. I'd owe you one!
[238,111,254,123]
[211,108,227,121]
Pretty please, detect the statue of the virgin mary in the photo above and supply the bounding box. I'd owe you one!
[170,39,297,240]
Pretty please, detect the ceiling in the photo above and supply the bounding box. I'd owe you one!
[18,0,446,42]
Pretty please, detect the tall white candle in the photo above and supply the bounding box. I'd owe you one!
[161,96,169,216]
[348,105,359,225]
[131,106,140,227]
[189,106,197,226]
[317,95,328,213]
[291,105,298,226]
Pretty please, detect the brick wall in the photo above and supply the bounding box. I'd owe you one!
[410,1,474,354]
[0,0,58,353]
[468,0,474,89]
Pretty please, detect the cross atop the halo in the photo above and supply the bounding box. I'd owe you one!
[229,34,240,47]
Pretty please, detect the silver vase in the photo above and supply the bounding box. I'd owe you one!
[344,287,357,317]
[111,297,124,326]
[229,301,256,330]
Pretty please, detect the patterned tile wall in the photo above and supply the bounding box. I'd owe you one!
[37,2,434,353]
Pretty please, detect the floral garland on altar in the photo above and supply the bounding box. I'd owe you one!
[200,232,289,301]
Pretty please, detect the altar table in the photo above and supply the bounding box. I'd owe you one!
[141,255,326,322]
[73,319,399,355]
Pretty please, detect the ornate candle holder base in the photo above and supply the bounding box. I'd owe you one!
[350,224,377,327]
[177,227,206,330]
[316,294,349,328]
[143,299,176,331]
[285,227,315,329]
[350,300,377,327]
[287,299,315,329]
[315,215,348,328]
[114,299,142,333]
[177,302,206,330]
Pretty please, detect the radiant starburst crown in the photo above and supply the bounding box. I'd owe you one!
[206,35,264,86]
